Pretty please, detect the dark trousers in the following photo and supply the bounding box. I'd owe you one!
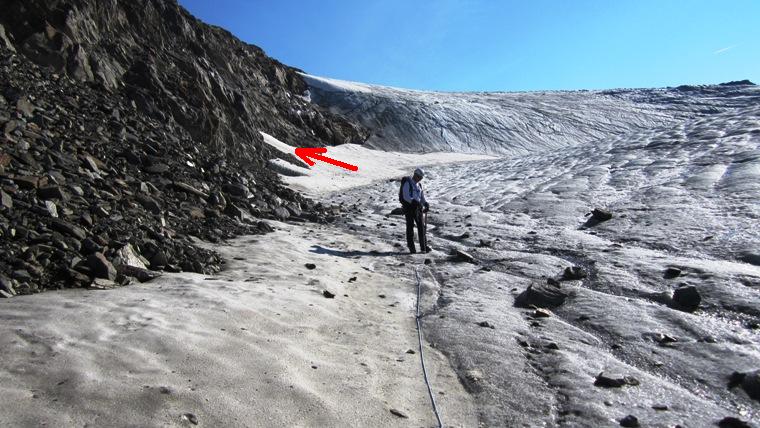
[404,204,426,252]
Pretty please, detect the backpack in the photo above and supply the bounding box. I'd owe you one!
[399,176,422,205]
[398,176,410,205]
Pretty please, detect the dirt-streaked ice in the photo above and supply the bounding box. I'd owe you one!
[309,77,760,426]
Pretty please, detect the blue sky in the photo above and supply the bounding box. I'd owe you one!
[178,0,760,92]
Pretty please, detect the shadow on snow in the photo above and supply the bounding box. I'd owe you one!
[309,245,402,258]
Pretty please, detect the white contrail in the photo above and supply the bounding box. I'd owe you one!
[713,45,737,55]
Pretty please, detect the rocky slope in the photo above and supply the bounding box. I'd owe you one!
[0,0,367,296]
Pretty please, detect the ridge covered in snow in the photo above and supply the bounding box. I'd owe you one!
[304,74,759,156]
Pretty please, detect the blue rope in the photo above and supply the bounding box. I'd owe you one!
[414,266,444,428]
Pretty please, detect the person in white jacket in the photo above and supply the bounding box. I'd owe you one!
[400,167,430,253]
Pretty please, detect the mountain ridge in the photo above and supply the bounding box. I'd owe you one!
[303,73,760,155]
[0,0,368,152]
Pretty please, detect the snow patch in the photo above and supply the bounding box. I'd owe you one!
[261,131,493,195]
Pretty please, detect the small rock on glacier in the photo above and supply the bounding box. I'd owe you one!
[619,415,639,427]
[663,267,682,279]
[477,321,495,329]
[671,285,701,312]
[728,370,760,401]
[591,208,613,221]
[562,266,587,280]
[389,408,408,418]
[451,249,477,264]
[594,372,640,388]
[718,417,752,428]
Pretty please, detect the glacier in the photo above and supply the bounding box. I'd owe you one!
[304,74,759,156]
[306,75,760,426]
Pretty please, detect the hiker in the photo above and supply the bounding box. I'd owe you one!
[400,168,430,254]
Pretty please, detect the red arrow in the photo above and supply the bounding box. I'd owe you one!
[294,147,358,172]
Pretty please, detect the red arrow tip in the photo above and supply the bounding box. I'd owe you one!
[294,147,358,172]
[294,147,327,166]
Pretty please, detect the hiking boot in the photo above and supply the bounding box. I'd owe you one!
[409,247,417,254]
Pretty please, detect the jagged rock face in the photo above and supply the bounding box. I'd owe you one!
[0,0,367,155]
[0,0,369,295]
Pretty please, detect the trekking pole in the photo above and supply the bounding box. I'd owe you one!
[423,210,429,252]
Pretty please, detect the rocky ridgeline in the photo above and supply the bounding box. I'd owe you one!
[0,0,367,152]
[0,0,367,297]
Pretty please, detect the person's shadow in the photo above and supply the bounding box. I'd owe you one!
[309,245,402,258]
